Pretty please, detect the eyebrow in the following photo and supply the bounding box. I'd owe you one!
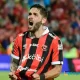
[33,13,37,16]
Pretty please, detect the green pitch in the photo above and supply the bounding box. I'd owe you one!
[0,71,80,80]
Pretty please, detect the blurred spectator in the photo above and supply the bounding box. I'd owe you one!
[0,0,29,54]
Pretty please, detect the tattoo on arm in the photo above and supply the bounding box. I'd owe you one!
[10,58,19,72]
[10,62,18,72]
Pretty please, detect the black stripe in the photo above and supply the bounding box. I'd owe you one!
[36,32,53,73]
[41,50,53,74]
[19,38,39,77]
[58,40,61,44]
[18,47,21,58]
[22,32,29,57]
[19,31,29,79]
[58,40,63,62]
[19,32,28,65]
[59,50,63,62]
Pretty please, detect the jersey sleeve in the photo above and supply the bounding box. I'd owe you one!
[11,35,21,60]
[51,37,63,65]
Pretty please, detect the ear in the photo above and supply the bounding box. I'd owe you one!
[42,18,47,24]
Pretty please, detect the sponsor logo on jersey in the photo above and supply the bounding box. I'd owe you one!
[30,43,39,47]
[22,54,44,63]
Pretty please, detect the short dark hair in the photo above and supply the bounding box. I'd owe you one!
[30,4,48,18]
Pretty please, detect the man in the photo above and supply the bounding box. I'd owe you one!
[9,4,63,80]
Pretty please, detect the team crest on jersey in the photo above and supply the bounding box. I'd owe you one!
[42,45,47,51]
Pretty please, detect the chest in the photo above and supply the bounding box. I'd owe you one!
[24,36,53,53]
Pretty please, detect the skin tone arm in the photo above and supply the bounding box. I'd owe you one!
[10,58,18,72]
[9,58,19,80]
[32,65,62,80]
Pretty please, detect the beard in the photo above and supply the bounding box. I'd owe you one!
[28,21,42,32]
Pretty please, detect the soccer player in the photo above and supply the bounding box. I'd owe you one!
[9,4,63,80]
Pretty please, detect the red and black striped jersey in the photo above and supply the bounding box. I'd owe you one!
[11,28,63,80]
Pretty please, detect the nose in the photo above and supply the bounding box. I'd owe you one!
[28,15,33,20]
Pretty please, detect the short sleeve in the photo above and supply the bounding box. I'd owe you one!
[11,35,20,60]
[51,37,63,65]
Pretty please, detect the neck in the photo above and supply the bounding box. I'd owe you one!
[34,25,45,38]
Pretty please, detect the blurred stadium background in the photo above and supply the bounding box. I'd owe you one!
[0,0,80,80]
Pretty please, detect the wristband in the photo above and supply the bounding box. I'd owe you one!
[40,74,45,80]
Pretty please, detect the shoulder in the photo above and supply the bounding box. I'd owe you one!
[14,31,29,42]
[49,32,63,49]
[48,31,60,40]
[18,31,29,37]
[49,31,62,46]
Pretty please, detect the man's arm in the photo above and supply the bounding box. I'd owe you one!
[10,57,19,72]
[9,35,20,80]
[9,58,19,80]
[33,38,63,80]
[44,65,62,79]
[32,65,62,80]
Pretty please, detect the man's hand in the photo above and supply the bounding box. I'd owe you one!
[32,73,40,80]
[9,72,17,80]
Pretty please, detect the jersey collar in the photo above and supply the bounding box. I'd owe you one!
[42,26,49,36]
[29,26,49,38]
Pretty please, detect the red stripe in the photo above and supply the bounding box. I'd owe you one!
[52,38,59,62]
[19,36,22,54]
[13,35,22,57]
[21,38,32,67]
[25,34,48,76]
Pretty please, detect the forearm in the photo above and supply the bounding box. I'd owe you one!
[10,62,18,72]
[44,65,62,79]
[9,58,20,80]
[10,58,19,72]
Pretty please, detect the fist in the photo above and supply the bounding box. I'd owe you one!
[32,73,40,80]
[9,72,17,80]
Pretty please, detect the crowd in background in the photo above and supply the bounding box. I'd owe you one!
[0,0,80,71]
[50,0,80,59]
[0,0,50,54]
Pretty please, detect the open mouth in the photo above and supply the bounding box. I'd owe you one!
[29,21,33,26]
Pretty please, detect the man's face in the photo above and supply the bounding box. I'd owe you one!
[28,8,43,32]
